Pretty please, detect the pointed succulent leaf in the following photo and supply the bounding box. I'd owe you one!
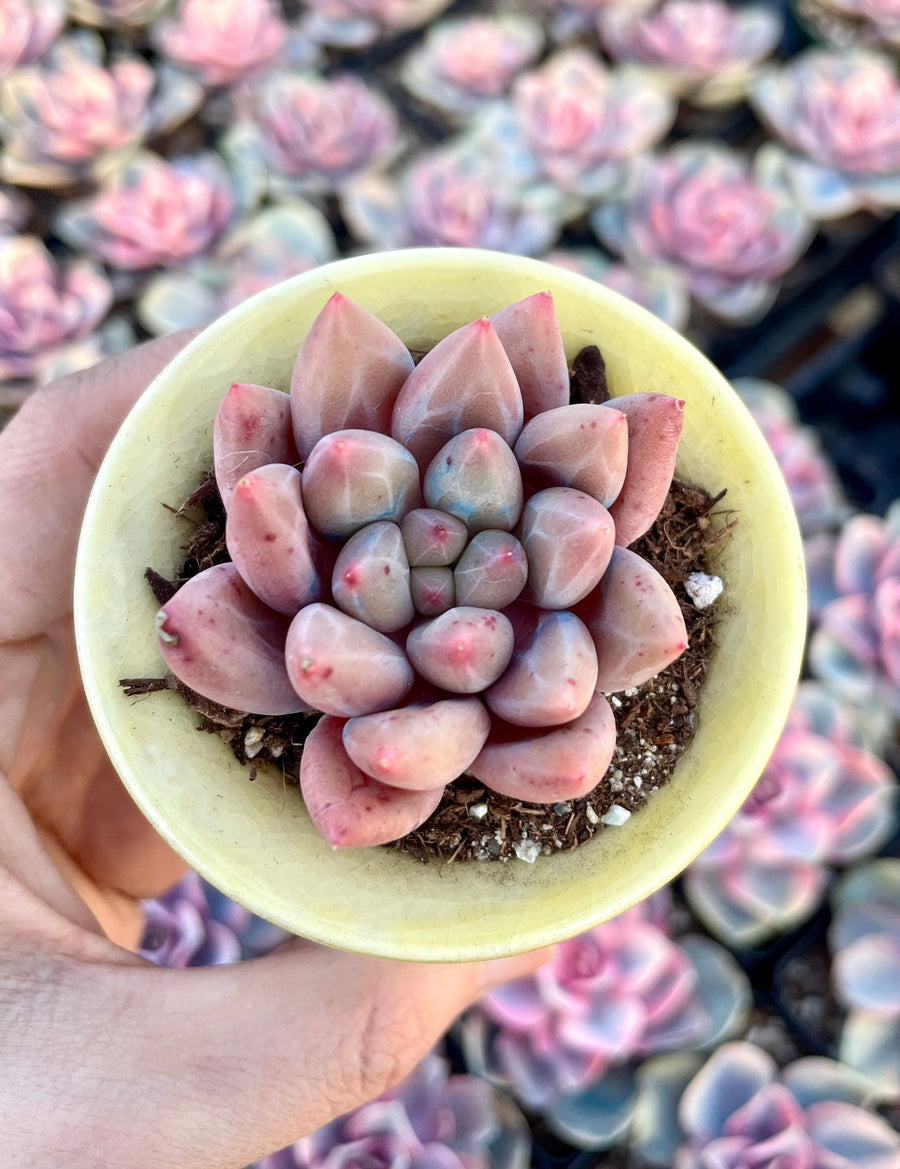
[490,291,570,419]
[514,403,629,507]
[520,487,615,608]
[225,463,321,615]
[401,507,469,567]
[290,292,414,459]
[213,382,297,510]
[424,428,524,533]
[301,429,422,539]
[406,606,514,693]
[300,715,443,848]
[454,531,527,610]
[331,521,414,633]
[410,566,455,616]
[155,563,305,715]
[608,393,685,546]
[583,546,688,692]
[469,691,616,802]
[285,603,415,716]
[486,608,598,727]
[391,317,524,469]
[342,698,491,790]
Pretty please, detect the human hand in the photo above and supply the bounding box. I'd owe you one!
[0,338,547,1169]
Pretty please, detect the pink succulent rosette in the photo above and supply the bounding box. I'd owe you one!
[341,145,568,254]
[652,1043,900,1169]
[400,15,544,122]
[460,893,749,1148]
[546,248,691,333]
[137,203,337,336]
[684,680,897,949]
[0,0,63,71]
[227,71,400,201]
[154,292,691,849]
[751,48,900,218]
[258,1053,530,1169]
[0,235,113,384]
[67,0,169,26]
[510,50,676,200]
[599,0,783,108]
[809,500,900,718]
[830,860,900,1097]
[298,0,453,49]
[592,142,814,323]
[153,0,288,87]
[54,152,234,271]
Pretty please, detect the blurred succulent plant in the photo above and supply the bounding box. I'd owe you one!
[342,143,568,253]
[55,151,234,271]
[154,291,690,847]
[631,1041,900,1167]
[599,0,783,108]
[808,501,900,719]
[399,15,544,123]
[509,50,676,202]
[0,235,113,384]
[67,0,170,27]
[734,378,851,537]
[137,202,337,336]
[751,49,900,219]
[797,0,900,52]
[141,870,292,967]
[545,247,691,332]
[153,0,288,87]
[0,30,201,189]
[685,680,897,949]
[831,859,900,1097]
[460,893,750,1149]
[536,0,654,42]
[593,142,814,323]
[224,71,400,203]
[0,0,63,71]
[257,1051,530,1169]
[297,0,453,49]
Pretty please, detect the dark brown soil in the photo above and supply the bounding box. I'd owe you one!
[776,942,845,1053]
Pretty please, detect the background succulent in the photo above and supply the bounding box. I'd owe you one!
[0,0,64,72]
[546,247,691,332]
[153,0,289,87]
[297,0,454,50]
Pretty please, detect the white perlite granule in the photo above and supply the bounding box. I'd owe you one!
[514,839,542,864]
[601,804,632,827]
[685,572,723,608]
[467,802,488,821]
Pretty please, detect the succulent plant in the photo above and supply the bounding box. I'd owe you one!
[140,870,292,967]
[0,235,113,384]
[535,0,654,42]
[297,0,453,50]
[684,680,897,949]
[831,859,900,1097]
[67,0,170,26]
[592,142,815,323]
[153,0,289,87]
[137,202,337,336]
[256,1051,530,1169]
[224,71,400,203]
[809,501,900,719]
[797,0,900,52]
[0,0,63,71]
[55,151,234,271]
[153,291,691,847]
[399,15,544,123]
[751,49,900,219]
[0,30,201,190]
[459,892,750,1149]
[545,248,691,333]
[734,378,851,537]
[631,1041,900,1168]
[599,0,783,108]
[341,142,568,254]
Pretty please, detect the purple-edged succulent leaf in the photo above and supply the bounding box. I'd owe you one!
[291,292,414,460]
[491,292,570,419]
[406,606,514,693]
[514,404,629,508]
[424,428,523,534]
[520,487,615,608]
[331,521,414,633]
[300,715,443,848]
[155,563,306,715]
[285,603,415,717]
[213,382,297,511]
[607,393,685,547]
[342,698,491,790]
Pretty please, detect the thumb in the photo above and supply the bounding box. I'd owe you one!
[25,940,550,1169]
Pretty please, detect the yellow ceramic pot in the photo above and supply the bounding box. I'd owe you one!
[75,249,806,962]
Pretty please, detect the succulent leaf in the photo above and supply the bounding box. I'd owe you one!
[607,393,685,547]
[514,403,629,507]
[406,606,515,692]
[454,531,528,610]
[331,521,414,632]
[423,428,524,534]
[410,566,456,616]
[520,487,615,608]
[213,382,298,511]
[491,291,570,418]
[401,507,470,568]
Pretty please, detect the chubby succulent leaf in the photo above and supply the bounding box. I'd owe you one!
[607,393,685,546]
[214,382,298,511]
[514,403,629,508]
[520,487,615,608]
[406,606,515,693]
[423,427,524,534]
[331,521,414,633]
[454,531,528,610]
[491,291,570,418]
